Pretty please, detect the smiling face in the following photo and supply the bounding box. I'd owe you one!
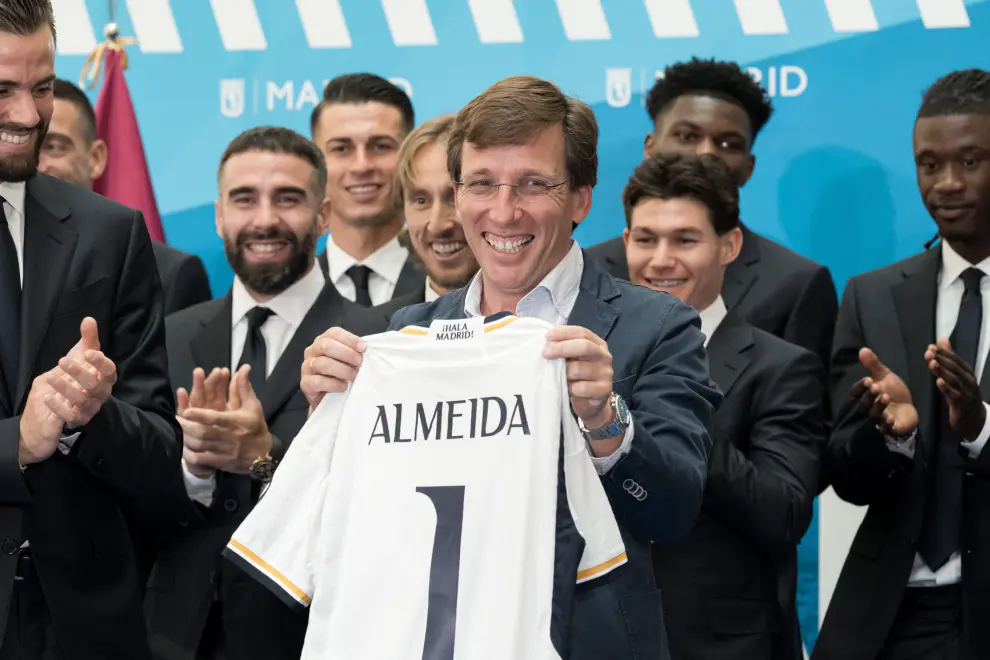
[216,149,330,299]
[914,113,990,262]
[404,141,479,292]
[455,124,591,309]
[623,196,741,311]
[312,101,405,229]
[0,26,55,182]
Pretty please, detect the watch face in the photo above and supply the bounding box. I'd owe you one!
[250,460,277,482]
[614,394,631,424]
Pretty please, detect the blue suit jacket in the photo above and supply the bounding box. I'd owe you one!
[389,254,721,659]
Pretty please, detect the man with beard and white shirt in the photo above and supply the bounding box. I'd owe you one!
[38,79,212,314]
[0,2,187,657]
[143,127,378,660]
[311,73,424,306]
[372,114,480,324]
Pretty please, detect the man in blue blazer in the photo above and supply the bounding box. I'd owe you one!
[300,75,721,659]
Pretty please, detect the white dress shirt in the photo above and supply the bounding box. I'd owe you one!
[182,263,326,507]
[424,278,441,303]
[885,241,990,587]
[463,240,634,475]
[324,233,409,306]
[697,295,728,348]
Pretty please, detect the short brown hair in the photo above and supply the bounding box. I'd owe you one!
[0,0,56,44]
[622,153,739,235]
[394,114,456,206]
[447,75,597,189]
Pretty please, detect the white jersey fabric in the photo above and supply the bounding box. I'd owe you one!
[225,314,627,660]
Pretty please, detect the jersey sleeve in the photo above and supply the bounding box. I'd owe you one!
[558,362,629,585]
[223,387,350,611]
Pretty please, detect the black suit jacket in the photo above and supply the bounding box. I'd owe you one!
[144,281,381,660]
[0,174,183,659]
[652,314,824,660]
[317,248,424,301]
[585,225,838,374]
[813,245,990,660]
[389,254,721,660]
[151,242,212,315]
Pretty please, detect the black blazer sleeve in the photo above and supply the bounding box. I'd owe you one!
[163,253,212,314]
[705,349,825,555]
[69,212,184,502]
[784,265,838,375]
[825,276,913,506]
[603,299,720,544]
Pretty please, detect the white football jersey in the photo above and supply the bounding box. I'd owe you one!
[225,314,627,660]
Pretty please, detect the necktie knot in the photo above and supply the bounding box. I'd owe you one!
[346,265,374,307]
[961,267,986,293]
[347,265,372,287]
[245,306,274,331]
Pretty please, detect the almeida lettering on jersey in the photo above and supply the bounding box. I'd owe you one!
[225,314,627,659]
[368,394,531,444]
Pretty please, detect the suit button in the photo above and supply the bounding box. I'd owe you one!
[224,499,238,513]
[178,517,189,528]
[1,539,19,555]
[622,479,635,491]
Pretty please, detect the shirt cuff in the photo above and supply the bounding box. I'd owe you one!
[56,431,82,455]
[182,460,217,507]
[587,415,635,475]
[884,429,916,459]
[960,402,990,459]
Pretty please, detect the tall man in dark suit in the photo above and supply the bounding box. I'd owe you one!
[143,127,376,660]
[39,79,212,314]
[375,113,480,323]
[814,69,990,660]
[300,75,721,660]
[586,58,838,374]
[620,153,824,660]
[0,3,185,657]
[310,73,424,305]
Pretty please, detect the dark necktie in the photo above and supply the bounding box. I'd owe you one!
[347,265,373,307]
[0,202,21,409]
[919,266,985,570]
[237,307,274,395]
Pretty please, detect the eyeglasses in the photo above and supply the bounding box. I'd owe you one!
[456,178,568,200]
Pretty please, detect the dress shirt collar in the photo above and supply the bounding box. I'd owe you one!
[0,181,26,218]
[464,240,583,320]
[696,295,728,347]
[424,278,441,303]
[325,232,408,286]
[940,240,990,291]
[231,261,326,328]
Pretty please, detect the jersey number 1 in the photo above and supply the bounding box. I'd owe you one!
[416,486,465,660]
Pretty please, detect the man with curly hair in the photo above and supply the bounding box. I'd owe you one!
[587,58,838,377]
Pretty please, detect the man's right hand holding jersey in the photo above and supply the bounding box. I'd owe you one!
[301,327,367,414]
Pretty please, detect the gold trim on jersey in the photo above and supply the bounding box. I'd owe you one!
[228,539,313,605]
[576,552,628,582]
[398,315,520,336]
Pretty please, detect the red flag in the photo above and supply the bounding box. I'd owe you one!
[92,49,166,243]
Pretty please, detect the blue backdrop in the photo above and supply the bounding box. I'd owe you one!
[52,0,990,652]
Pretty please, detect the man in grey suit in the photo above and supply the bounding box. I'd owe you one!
[299,75,721,659]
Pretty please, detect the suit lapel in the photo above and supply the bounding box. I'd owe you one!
[892,247,941,455]
[705,317,753,398]
[258,284,350,416]
[721,224,759,310]
[393,258,423,298]
[190,296,233,374]
[567,256,620,342]
[17,177,75,409]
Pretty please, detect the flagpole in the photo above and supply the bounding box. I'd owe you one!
[78,1,136,91]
